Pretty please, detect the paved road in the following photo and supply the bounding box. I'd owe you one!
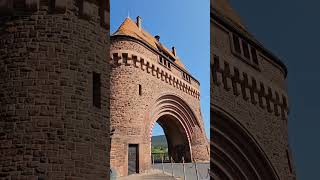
[118,169,176,180]
[116,163,210,180]
[152,163,210,180]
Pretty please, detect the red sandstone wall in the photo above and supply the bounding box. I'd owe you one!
[0,1,110,179]
[211,18,296,180]
[110,37,209,177]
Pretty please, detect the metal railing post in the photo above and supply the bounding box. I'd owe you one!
[171,156,174,177]
[152,154,154,165]
[182,156,186,180]
[162,155,164,174]
[195,160,199,180]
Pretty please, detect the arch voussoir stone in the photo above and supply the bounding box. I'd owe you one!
[147,94,209,163]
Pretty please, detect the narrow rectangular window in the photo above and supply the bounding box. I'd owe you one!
[99,0,107,27]
[139,84,142,96]
[93,72,101,108]
[232,34,241,54]
[251,47,259,65]
[242,40,250,59]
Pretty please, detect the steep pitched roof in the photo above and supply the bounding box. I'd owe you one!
[112,17,186,70]
[212,0,247,32]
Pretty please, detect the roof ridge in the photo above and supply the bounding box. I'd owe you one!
[112,17,187,70]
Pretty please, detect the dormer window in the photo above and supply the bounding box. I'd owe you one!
[251,47,258,65]
[242,40,250,59]
[158,55,171,70]
[122,53,128,63]
[231,33,260,69]
[232,34,241,54]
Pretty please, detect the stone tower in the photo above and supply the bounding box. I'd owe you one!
[211,0,296,179]
[0,1,110,179]
[110,17,210,177]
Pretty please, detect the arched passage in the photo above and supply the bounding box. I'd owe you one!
[211,107,280,180]
[153,114,192,162]
[147,93,208,164]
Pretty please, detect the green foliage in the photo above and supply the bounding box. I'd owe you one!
[152,135,168,154]
[151,146,168,154]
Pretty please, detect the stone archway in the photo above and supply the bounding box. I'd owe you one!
[211,107,280,180]
[153,114,192,162]
[147,94,209,164]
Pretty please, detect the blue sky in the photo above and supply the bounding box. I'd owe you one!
[110,0,210,138]
[228,0,320,179]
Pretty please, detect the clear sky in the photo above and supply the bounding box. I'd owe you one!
[110,0,210,138]
[228,0,320,179]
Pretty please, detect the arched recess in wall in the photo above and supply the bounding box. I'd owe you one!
[147,93,202,162]
[211,106,280,180]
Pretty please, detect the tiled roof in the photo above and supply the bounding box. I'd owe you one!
[112,17,186,70]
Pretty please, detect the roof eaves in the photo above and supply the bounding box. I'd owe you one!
[211,9,288,77]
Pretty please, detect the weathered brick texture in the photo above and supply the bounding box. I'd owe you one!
[211,0,296,179]
[0,1,110,179]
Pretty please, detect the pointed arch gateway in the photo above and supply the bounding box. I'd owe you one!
[147,93,206,163]
[211,106,280,180]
